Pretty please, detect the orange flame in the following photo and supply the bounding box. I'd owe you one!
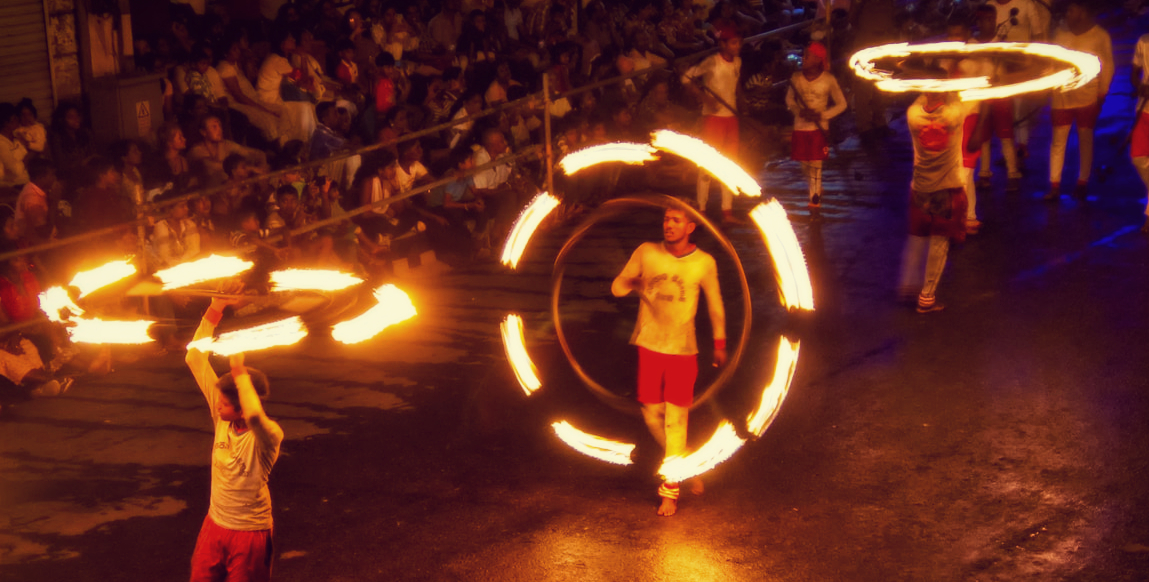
[330,284,417,344]
[155,255,254,290]
[558,143,658,175]
[501,314,541,395]
[501,192,560,269]
[551,421,635,465]
[39,286,84,323]
[187,316,307,356]
[68,318,155,344]
[650,130,761,197]
[70,259,138,298]
[750,202,815,311]
[269,269,364,292]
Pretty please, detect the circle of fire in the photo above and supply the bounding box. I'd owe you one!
[849,42,1102,101]
[498,130,814,483]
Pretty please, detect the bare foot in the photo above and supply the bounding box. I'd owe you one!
[688,477,704,496]
[657,497,678,516]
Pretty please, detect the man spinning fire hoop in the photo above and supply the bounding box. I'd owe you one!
[611,205,727,516]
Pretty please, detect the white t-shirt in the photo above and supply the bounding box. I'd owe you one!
[472,146,512,189]
[257,54,295,105]
[907,94,972,193]
[1134,33,1149,112]
[613,242,725,356]
[394,160,428,193]
[786,71,848,132]
[1052,24,1113,110]
[683,53,740,117]
[217,60,261,103]
[991,0,1049,42]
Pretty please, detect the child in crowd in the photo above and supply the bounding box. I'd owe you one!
[14,99,47,159]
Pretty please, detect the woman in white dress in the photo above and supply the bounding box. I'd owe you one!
[217,35,282,144]
[256,28,317,146]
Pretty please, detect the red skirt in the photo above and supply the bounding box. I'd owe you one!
[1133,111,1149,158]
[909,188,967,242]
[791,130,828,161]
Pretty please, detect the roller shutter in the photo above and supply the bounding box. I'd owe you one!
[0,0,53,120]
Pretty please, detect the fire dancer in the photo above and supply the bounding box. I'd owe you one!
[785,41,846,213]
[1045,0,1112,201]
[682,25,744,225]
[611,205,727,516]
[186,299,283,582]
[898,76,989,313]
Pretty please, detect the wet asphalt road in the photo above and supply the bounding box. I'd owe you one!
[5,26,1149,582]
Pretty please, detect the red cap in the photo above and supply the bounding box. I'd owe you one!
[716,25,740,41]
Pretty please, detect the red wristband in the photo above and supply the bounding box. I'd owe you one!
[714,339,726,351]
[205,308,224,326]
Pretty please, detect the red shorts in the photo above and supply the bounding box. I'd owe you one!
[961,114,981,169]
[989,98,1014,139]
[1132,112,1149,158]
[190,515,274,582]
[701,115,739,159]
[1051,102,1101,129]
[791,130,828,161]
[909,188,968,242]
[637,346,698,407]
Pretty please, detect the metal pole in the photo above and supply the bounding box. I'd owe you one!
[543,73,554,197]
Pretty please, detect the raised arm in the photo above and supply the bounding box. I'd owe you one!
[186,299,225,418]
[700,255,727,367]
[228,353,284,449]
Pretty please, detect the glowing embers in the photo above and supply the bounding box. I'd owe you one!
[650,130,762,197]
[330,284,417,345]
[188,316,308,356]
[155,255,254,290]
[500,314,540,395]
[501,192,561,269]
[657,339,800,483]
[269,269,363,292]
[70,260,137,298]
[551,421,635,465]
[849,42,1101,101]
[558,143,658,175]
[750,202,815,311]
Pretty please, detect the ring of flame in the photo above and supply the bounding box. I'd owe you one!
[849,42,1102,101]
[498,130,814,482]
[550,194,752,414]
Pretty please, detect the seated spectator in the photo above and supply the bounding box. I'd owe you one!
[374,52,409,119]
[425,66,465,127]
[188,115,269,187]
[14,158,56,242]
[13,99,47,159]
[334,38,361,90]
[273,186,339,266]
[185,44,224,104]
[506,86,542,150]
[73,157,131,235]
[311,102,362,190]
[150,191,201,269]
[485,61,522,106]
[448,92,484,148]
[0,103,30,189]
[190,195,218,252]
[110,140,144,206]
[230,208,287,268]
[217,35,283,145]
[427,147,490,260]
[152,122,194,191]
[213,152,264,230]
[293,27,337,102]
[0,246,70,409]
[376,107,413,157]
[48,104,93,181]
[457,10,500,68]
[427,0,465,53]
[471,128,533,235]
[256,28,317,146]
